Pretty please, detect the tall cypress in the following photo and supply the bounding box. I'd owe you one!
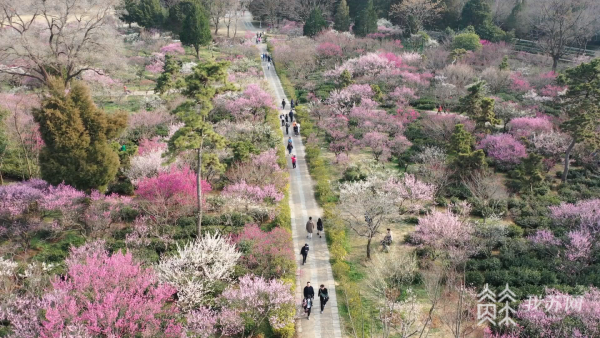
[354,0,377,37]
[180,2,212,59]
[304,7,327,37]
[334,0,351,32]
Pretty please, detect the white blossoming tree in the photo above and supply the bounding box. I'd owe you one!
[155,233,241,310]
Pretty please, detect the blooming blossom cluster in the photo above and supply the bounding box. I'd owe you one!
[160,42,185,55]
[549,199,600,232]
[508,117,554,138]
[224,84,276,120]
[0,179,85,218]
[478,134,528,169]
[222,180,283,204]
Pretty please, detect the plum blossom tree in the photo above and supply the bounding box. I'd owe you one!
[478,133,528,169]
[338,176,398,259]
[155,233,241,310]
[41,241,182,338]
[225,84,276,121]
[548,199,600,232]
[507,117,553,138]
[412,146,454,197]
[385,174,435,213]
[362,131,391,162]
[220,274,294,338]
[222,181,284,204]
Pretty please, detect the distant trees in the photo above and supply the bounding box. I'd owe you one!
[390,0,443,35]
[137,0,165,28]
[33,80,127,192]
[524,0,600,71]
[180,2,213,59]
[333,0,351,32]
[353,0,378,37]
[0,0,123,86]
[303,7,327,37]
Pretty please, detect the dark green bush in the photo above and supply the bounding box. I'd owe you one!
[411,97,436,110]
[341,166,367,182]
[118,206,140,222]
[465,271,485,287]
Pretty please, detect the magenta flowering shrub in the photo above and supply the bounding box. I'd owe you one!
[388,86,418,106]
[233,224,295,279]
[549,199,600,232]
[478,134,527,169]
[41,241,182,338]
[160,42,185,55]
[508,117,554,138]
[540,85,566,97]
[510,72,531,93]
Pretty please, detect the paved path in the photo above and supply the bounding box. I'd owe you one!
[245,16,343,338]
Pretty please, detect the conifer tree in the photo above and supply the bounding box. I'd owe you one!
[449,124,474,156]
[499,56,509,71]
[334,0,351,32]
[557,58,600,182]
[155,54,182,94]
[339,69,354,88]
[459,81,500,133]
[117,0,141,28]
[169,61,235,235]
[33,80,127,192]
[180,2,212,59]
[304,7,327,37]
[354,0,378,37]
[516,153,545,193]
[449,124,486,173]
[137,0,164,28]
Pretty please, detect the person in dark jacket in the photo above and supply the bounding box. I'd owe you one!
[317,218,323,238]
[304,281,315,298]
[300,243,309,264]
[289,110,294,121]
[287,142,294,154]
[291,99,294,108]
[318,284,329,313]
[285,122,290,135]
[282,99,286,110]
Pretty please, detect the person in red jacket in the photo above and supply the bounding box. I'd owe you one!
[291,155,297,169]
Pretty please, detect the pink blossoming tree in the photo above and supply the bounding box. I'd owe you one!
[478,134,528,169]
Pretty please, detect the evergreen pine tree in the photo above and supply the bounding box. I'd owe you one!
[169,61,235,235]
[449,124,474,156]
[339,69,354,88]
[167,0,201,35]
[354,0,378,37]
[137,0,164,28]
[459,81,500,133]
[499,56,509,71]
[304,7,327,37]
[155,55,182,94]
[33,80,127,192]
[449,124,486,173]
[180,3,212,59]
[516,153,545,194]
[556,58,600,182]
[117,0,141,28]
[460,0,491,28]
[334,0,351,32]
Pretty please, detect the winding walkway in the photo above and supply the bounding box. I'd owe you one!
[244,17,343,338]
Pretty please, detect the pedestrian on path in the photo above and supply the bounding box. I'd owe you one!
[293,123,299,136]
[285,114,289,122]
[304,298,313,319]
[318,285,329,313]
[289,110,294,121]
[297,122,301,136]
[281,117,285,126]
[285,122,290,135]
[268,62,270,70]
[300,243,309,265]
[291,155,297,168]
[291,98,294,108]
[287,142,293,154]
[306,217,314,239]
[288,137,293,146]
[282,99,286,110]
[317,217,323,238]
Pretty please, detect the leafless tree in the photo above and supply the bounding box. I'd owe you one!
[524,0,600,70]
[490,0,516,27]
[390,0,444,35]
[291,0,336,21]
[202,0,232,35]
[463,170,507,223]
[223,0,240,37]
[0,0,124,86]
[412,146,454,198]
[248,0,285,27]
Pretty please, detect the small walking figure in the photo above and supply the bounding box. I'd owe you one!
[287,142,294,155]
[289,110,294,121]
[285,122,290,135]
[316,218,323,238]
[318,285,329,314]
[380,228,393,252]
[282,99,286,110]
[300,243,309,265]
[306,217,314,239]
[291,155,297,168]
[303,282,315,319]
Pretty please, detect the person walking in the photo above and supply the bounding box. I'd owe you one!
[289,110,294,121]
[281,117,285,126]
[285,114,289,122]
[288,137,293,146]
[297,122,301,136]
[287,142,294,154]
[293,123,299,136]
[291,99,294,108]
[285,122,290,135]
[300,243,309,265]
[306,217,315,239]
[282,99,286,110]
[316,217,323,238]
[318,284,329,313]
[291,155,297,168]
[303,282,315,319]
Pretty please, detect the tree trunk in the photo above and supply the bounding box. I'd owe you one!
[366,237,372,259]
[552,55,559,71]
[561,139,577,183]
[195,46,200,60]
[197,147,203,237]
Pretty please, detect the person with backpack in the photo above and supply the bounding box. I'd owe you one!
[291,155,297,168]
[282,99,286,110]
[289,110,294,121]
[285,122,290,135]
[300,243,309,265]
[316,218,323,238]
[287,142,293,154]
[306,217,314,239]
[288,137,293,146]
[318,284,329,313]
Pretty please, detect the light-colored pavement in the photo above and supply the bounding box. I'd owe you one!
[247,16,343,338]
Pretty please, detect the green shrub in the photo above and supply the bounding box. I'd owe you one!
[453,32,482,51]
[107,179,135,196]
[118,206,140,222]
[341,166,367,182]
[465,271,485,287]
[507,224,524,238]
[411,97,436,110]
